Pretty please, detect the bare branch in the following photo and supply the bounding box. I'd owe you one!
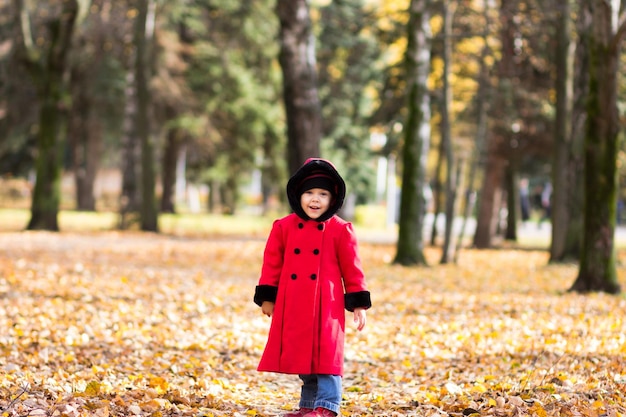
[0,383,31,414]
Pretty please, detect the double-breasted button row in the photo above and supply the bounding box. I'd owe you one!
[297,222,325,231]
[290,221,324,281]
[291,273,317,280]
[293,248,320,255]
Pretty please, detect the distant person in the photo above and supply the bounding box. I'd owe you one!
[519,178,531,222]
[253,158,372,417]
[540,182,552,226]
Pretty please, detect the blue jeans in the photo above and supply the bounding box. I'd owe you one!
[298,374,341,414]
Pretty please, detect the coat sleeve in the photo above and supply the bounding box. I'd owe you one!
[338,222,372,312]
[254,220,284,306]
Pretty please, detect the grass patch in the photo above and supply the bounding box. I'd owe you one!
[0,208,275,237]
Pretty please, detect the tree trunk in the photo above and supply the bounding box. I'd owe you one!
[473,151,506,248]
[276,0,321,174]
[504,166,517,241]
[559,0,591,261]
[136,0,158,232]
[393,0,432,266]
[549,0,576,261]
[440,0,457,264]
[161,127,183,214]
[570,0,624,294]
[69,64,101,211]
[28,93,66,230]
[13,0,81,230]
[473,0,517,248]
[429,134,444,246]
[454,6,493,261]
[119,70,141,228]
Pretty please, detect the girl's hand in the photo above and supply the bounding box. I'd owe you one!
[353,308,366,331]
[261,301,274,317]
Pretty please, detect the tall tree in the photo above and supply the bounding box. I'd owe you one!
[68,0,116,211]
[473,0,556,248]
[473,0,518,248]
[276,0,321,174]
[12,0,86,230]
[570,0,626,293]
[439,0,458,264]
[454,9,494,261]
[135,0,158,232]
[394,0,432,266]
[549,0,578,261]
[559,0,593,261]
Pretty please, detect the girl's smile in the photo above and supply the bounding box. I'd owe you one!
[300,188,332,220]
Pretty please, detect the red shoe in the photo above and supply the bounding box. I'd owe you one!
[282,408,313,417]
[303,408,337,417]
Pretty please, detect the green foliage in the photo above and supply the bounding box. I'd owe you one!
[317,0,384,203]
[0,0,624,220]
[166,0,283,202]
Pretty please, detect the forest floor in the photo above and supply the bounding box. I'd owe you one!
[0,230,625,417]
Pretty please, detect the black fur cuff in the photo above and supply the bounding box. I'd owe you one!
[254,285,278,306]
[345,291,372,312]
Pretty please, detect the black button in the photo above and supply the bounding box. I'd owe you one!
[291,273,297,280]
[294,248,301,254]
[317,224,324,231]
[298,223,304,229]
[310,274,317,280]
[313,249,319,255]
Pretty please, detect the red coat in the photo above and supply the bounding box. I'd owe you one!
[255,213,369,376]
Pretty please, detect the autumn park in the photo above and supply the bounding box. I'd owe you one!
[0,212,624,417]
[1,0,626,416]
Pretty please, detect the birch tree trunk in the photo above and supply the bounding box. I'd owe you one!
[440,0,458,264]
[119,67,141,228]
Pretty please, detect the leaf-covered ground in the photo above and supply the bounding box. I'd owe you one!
[0,231,625,417]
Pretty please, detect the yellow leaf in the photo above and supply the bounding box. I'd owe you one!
[84,381,101,396]
[471,383,487,393]
[530,403,547,417]
[591,400,605,410]
[149,376,169,394]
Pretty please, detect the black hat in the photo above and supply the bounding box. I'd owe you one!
[298,174,336,196]
[287,158,346,222]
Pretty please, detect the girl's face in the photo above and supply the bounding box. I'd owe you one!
[300,188,332,220]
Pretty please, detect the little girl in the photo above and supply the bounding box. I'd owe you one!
[254,158,372,417]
